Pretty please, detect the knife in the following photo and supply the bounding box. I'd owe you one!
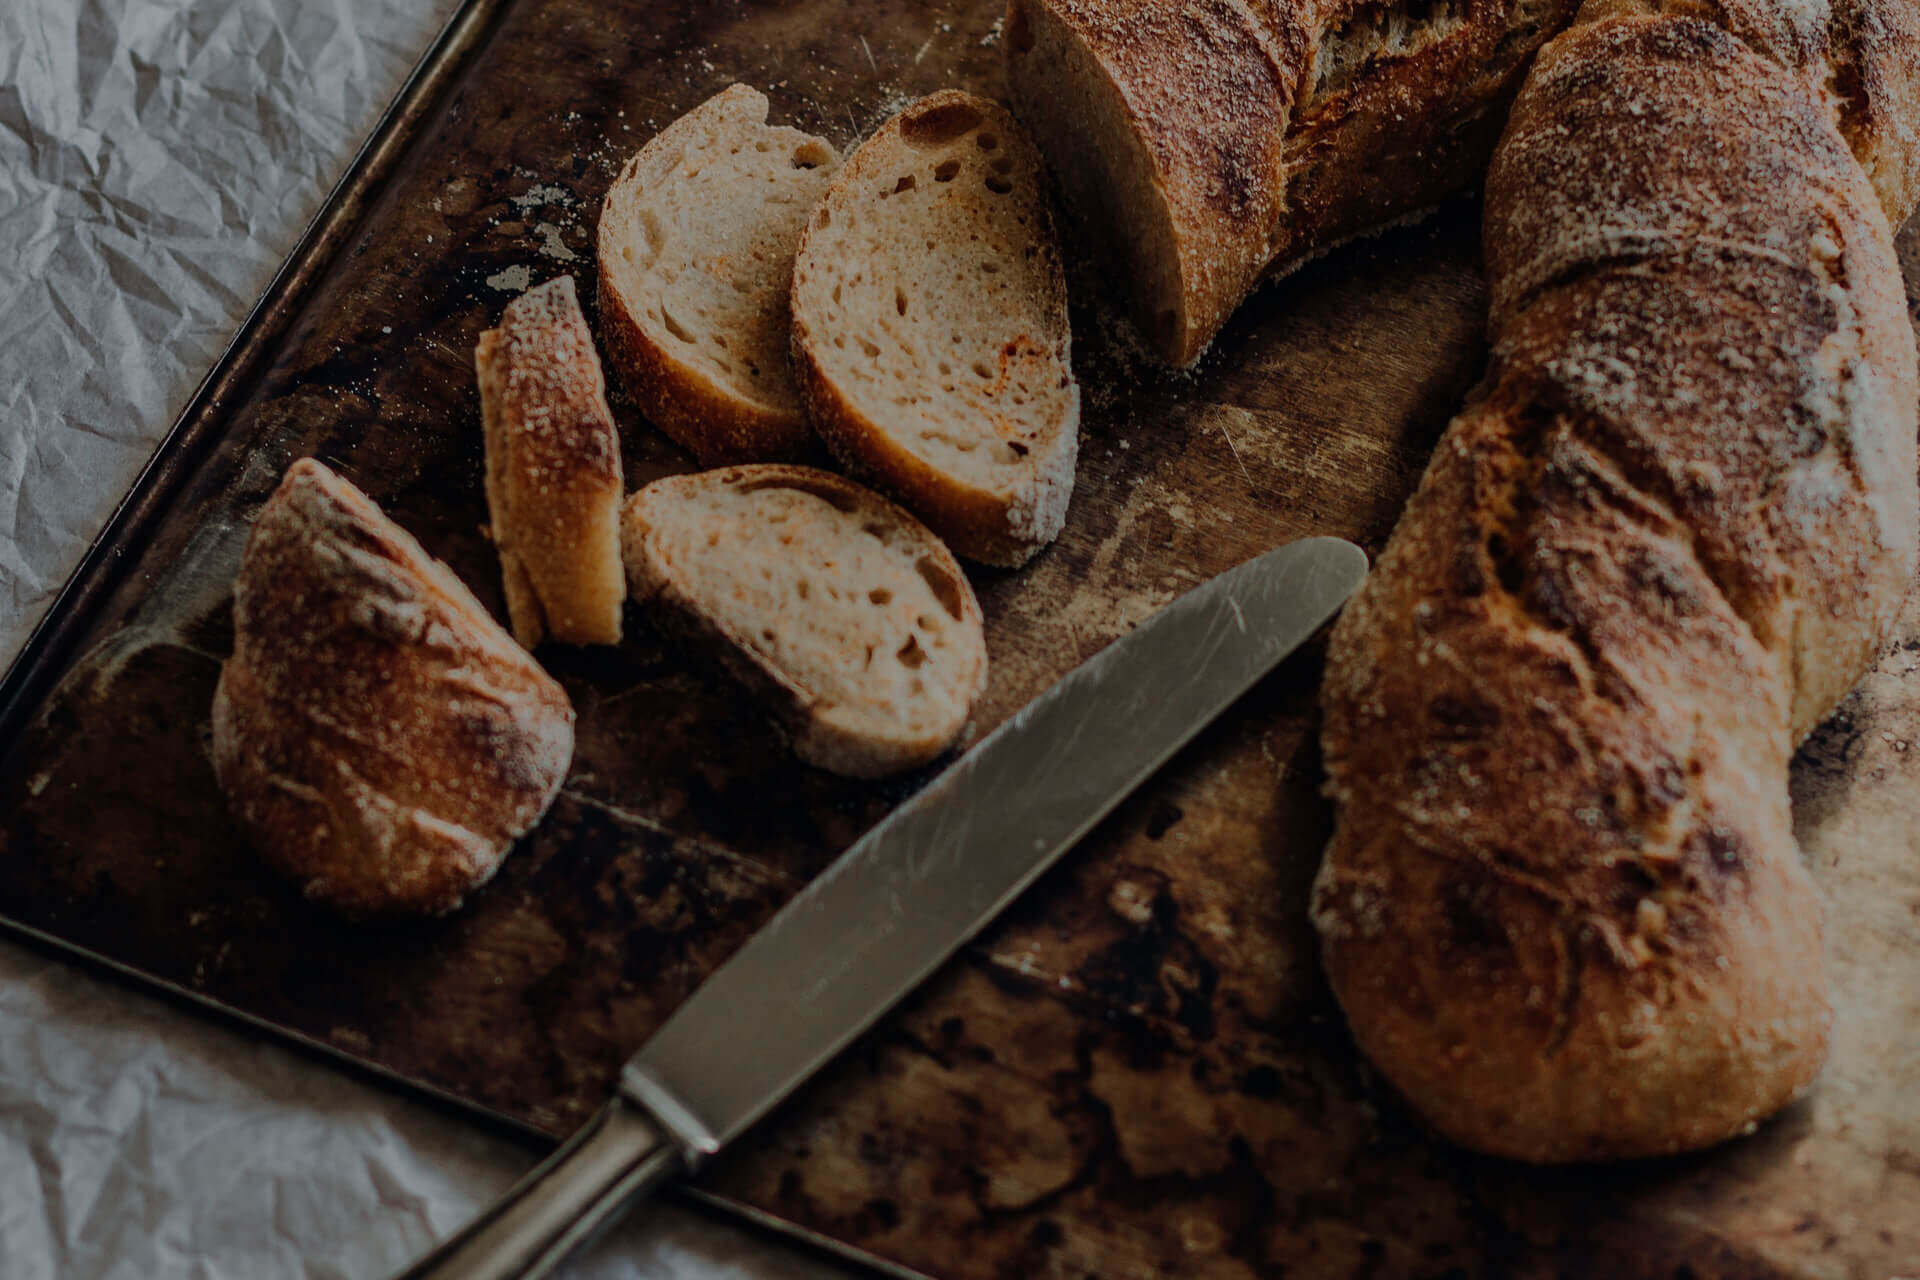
[394,536,1367,1280]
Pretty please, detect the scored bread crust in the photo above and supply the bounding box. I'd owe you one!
[1313,9,1920,1163]
[597,84,842,466]
[476,274,625,648]
[212,459,575,916]
[1004,0,1582,366]
[790,91,1081,568]
[622,465,988,778]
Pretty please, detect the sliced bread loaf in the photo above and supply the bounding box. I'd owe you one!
[475,274,625,648]
[598,84,841,465]
[790,91,1080,567]
[622,464,988,777]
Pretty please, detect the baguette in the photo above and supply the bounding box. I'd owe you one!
[597,84,841,465]
[212,460,575,917]
[1004,0,1581,366]
[621,464,988,778]
[476,274,625,648]
[790,91,1080,567]
[1313,1,1920,1162]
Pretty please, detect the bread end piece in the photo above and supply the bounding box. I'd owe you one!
[622,465,988,777]
[212,459,574,916]
[476,274,626,648]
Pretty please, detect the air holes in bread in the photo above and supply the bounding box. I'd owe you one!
[895,287,909,316]
[915,555,967,621]
[894,174,916,194]
[977,133,999,152]
[860,337,882,358]
[869,587,892,605]
[735,474,860,514]
[985,176,1013,194]
[898,636,927,668]
[901,100,985,148]
[662,307,695,343]
[792,140,833,169]
[934,159,962,182]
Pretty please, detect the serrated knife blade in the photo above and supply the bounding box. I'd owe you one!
[395,536,1368,1280]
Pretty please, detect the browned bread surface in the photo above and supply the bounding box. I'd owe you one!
[1005,0,1582,365]
[1313,11,1919,1162]
[476,274,626,648]
[790,91,1080,567]
[622,465,988,778]
[212,459,575,917]
[597,84,841,465]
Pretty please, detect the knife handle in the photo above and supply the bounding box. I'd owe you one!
[392,1095,681,1280]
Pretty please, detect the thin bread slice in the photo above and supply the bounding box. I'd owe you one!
[790,90,1080,567]
[476,274,625,648]
[598,84,841,465]
[622,465,988,778]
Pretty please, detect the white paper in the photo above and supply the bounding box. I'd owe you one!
[0,0,853,1274]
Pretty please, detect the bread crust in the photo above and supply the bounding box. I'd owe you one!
[476,274,625,648]
[597,84,839,466]
[790,90,1080,568]
[622,465,988,778]
[1314,13,1919,1161]
[1005,0,1580,365]
[212,460,575,917]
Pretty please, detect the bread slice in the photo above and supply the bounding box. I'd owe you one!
[212,459,574,916]
[790,91,1080,567]
[598,84,841,465]
[476,274,625,648]
[622,465,988,777]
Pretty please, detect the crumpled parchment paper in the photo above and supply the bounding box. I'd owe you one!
[0,1,851,1275]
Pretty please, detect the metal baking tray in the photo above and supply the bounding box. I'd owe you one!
[6,0,1916,1274]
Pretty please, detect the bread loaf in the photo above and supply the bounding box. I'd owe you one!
[1314,0,1920,1161]
[597,84,841,465]
[1003,0,1581,365]
[476,274,626,648]
[790,91,1080,567]
[212,460,575,916]
[622,465,988,777]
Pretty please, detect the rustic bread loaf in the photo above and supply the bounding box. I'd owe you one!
[622,465,988,778]
[476,274,626,648]
[790,91,1080,567]
[1003,0,1582,366]
[597,84,841,465]
[212,459,575,917]
[1313,5,1920,1162]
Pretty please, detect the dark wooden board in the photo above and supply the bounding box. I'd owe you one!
[4,1,1919,1275]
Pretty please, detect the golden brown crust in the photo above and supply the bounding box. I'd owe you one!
[211,460,575,917]
[476,275,626,648]
[1005,0,1580,365]
[1315,14,1918,1161]
[1575,0,1920,223]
